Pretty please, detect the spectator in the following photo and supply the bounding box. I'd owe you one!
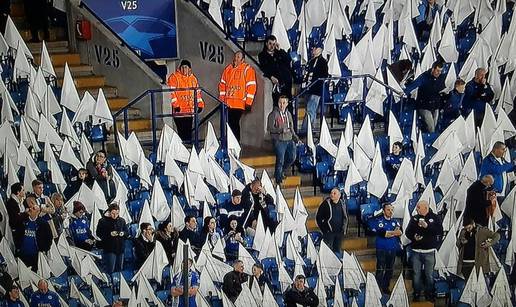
[134,222,156,268]
[96,203,128,274]
[442,79,466,128]
[405,200,443,302]
[49,193,66,237]
[15,197,52,272]
[302,46,329,130]
[3,284,22,307]
[241,179,276,231]
[457,218,500,279]
[23,0,49,42]
[0,262,13,299]
[86,150,116,202]
[415,0,440,41]
[258,35,293,110]
[404,61,446,133]
[31,180,55,222]
[463,68,495,126]
[370,203,402,294]
[480,141,516,194]
[171,258,199,307]
[249,263,266,292]
[223,216,245,261]
[69,201,95,251]
[284,275,319,307]
[6,183,26,244]
[200,216,223,250]
[384,142,405,180]
[29,280,60,307]
[64,168,90,199]
[267,95,300,184]
[155,221,179,264]
[315,188,348,252]
[219,189,248,228]
[179,216,202,252]
[463,175,496,227]
[219,51,257,141]
[167,59,204,142]
[222,260,248,302]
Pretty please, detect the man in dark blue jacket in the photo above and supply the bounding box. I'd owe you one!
[463,68,494,126]
[30,279,60,307]
[370,203,402,294]
[480,141,516,194]
[404,61,446,133]
[442,79,466,128]
[405,201,443,302]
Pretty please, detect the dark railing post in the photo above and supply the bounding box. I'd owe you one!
[193,88,199,150]
[320,79,326,128]
[362,76,368,121]
[123,109,129,138]
[181,244,189,307]
[293,97,298,133]
[220,102,227,151]
[150,92,157,153]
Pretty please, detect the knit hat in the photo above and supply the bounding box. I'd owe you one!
[180,60,191,68]
[73,201,86,214]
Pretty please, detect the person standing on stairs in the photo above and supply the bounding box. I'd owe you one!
[315,188,348,252]
[24,0,50,42]
[167,59,204,142]
[267,95,300,185]
[301,45,328,133]
[219,51,257,141]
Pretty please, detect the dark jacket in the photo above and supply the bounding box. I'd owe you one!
[258,48,292,88]
[155,230,178,264]
[480,154,516,193]
[457,225,500,274]
[86,159,116,202]
[404,70,446,111]
[133,235,155,268]
[443,89,465,119]
[315,198,348,234]
[222,270,248,302]
[405,210,443,250]
[267,106,299,142]
[303,55,329,96]
[241,183,276,231]
[178,227,202,251]
[464,79,495,114]
[96,215,128,254]
[284,285,319,307]
[463,180,493,227]
[6,197,25,241]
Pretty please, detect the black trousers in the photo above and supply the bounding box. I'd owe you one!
[322,231,343,253]
[228,108,243,141]
[174,116,193,142]
[24,0,49,41]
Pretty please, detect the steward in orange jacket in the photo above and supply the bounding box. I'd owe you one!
[167,60,204,141]
[218,51,257,140]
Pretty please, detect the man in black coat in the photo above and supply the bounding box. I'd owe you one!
[284,275,319,307]
[96,203,128,274]
[302,45,329,131]
[241,179,276,232]
[179,215,202,252]
[222,260,248,302]
[258,35,293,110]
[134,222,156,269]
[463,175,495,227]
[404,61,446,133]
[6,183,26,244]
[315,188,348,252]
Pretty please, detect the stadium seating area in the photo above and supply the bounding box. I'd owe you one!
[1,0,516,306]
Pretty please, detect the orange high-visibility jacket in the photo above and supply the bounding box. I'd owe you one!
[218,62,257,110]
[167,70,204,113]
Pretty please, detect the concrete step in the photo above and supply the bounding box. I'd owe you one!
[279,185,317,199]
[110,107,141,120]
[34,52,81,67]
[28,40,69,54]
[286,196,323,209]
[342,237,368,251]
[19,27,67,42]
[114,118,151,133]
[298,107,306,120]
[108,97,130,110]
[241,155,275,168]
[79,86,118,99]
[57,75,106,89]
[55,65,94,78]
[280,176,301,188]
[410,302,434,307]
[358,257,376,273]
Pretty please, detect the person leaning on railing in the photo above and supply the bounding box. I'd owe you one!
[167,59,204,142]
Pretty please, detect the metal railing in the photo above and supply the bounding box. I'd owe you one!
[112,87,228,153]
[292,74,406,132]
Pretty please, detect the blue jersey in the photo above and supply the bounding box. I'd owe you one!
[69,217,92,244]
[21,218,39,256]
[370,216,402,251]
[2,299,24,307]
[30,290,60,307]
[171,270,199,307]
[219,201,248,228]
[385,154,404,179]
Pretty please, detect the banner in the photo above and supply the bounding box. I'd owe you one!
[82,0,178,60]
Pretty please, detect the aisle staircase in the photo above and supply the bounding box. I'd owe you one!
[10,1,149,137]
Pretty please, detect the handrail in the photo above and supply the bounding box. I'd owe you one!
[112,87,228,153]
